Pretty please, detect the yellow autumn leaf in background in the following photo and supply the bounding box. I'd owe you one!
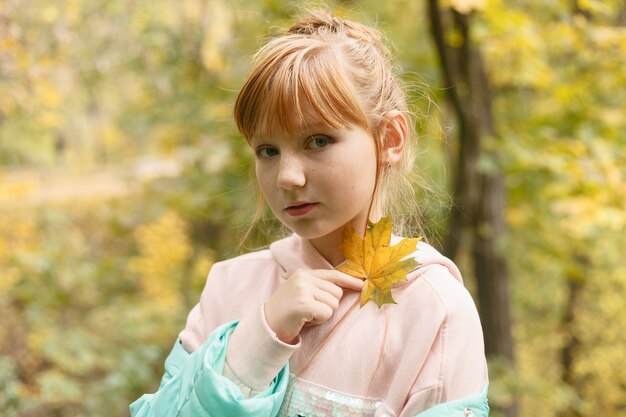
[337,217,420,308]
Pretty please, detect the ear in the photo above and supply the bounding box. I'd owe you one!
[381,110,408,166]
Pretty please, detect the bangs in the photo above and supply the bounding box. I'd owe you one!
[234,37,370,140]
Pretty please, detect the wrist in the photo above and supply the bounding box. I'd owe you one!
[263,303,301,345]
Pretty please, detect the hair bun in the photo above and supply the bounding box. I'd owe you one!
[287,9,344,35]
[287,9,385,51]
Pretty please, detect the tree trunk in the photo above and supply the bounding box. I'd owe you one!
[558,253,587,417]
[427,1,517,416]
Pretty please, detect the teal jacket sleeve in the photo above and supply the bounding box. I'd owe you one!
[413,386,489,417]
[129,321,289,417]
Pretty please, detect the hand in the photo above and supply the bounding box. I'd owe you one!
[264,269,363,344]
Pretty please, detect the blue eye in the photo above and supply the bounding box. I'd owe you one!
[307,135,331,149]
[256,146,279,158]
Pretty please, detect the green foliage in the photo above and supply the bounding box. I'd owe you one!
[478,0,626,414]
[0,356,21,416]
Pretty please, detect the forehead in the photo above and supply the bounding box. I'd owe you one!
[235,37,370,142]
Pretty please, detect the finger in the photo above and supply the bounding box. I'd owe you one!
[313,269,364,291]
[313,287,340,311]
[307,300,334,325]
[316,279,343,300]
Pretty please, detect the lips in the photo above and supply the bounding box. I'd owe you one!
[284,202,318,217]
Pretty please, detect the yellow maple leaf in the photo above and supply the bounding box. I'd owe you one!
[337,217,420,308]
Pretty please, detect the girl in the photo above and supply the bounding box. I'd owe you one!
[131,10,489,417]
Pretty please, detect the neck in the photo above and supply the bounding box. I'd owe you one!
[306,201,383,267]
[308,214,378,267]
[309,232,345,267]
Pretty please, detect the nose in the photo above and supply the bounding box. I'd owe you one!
[277,154,306,190]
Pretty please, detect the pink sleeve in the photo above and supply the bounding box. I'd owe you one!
[178,261,299,396]
[178,265,225,352]
[440,280,488,400]
[225,305,300,393]
[400,271,489,416]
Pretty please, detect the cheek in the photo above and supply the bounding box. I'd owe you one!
[255,167,274,199]
[332,163,376,200]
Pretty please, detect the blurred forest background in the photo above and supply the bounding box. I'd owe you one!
[1,0,625,416]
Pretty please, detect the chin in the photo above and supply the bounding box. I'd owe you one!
[288,223,343,242]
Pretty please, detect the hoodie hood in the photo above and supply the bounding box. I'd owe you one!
[269,234,463,284]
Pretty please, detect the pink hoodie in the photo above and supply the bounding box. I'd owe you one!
[179,234,488,416]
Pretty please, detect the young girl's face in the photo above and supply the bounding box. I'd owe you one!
[251,121,378,249]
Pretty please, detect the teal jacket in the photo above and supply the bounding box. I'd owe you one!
[130,321,489,417]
